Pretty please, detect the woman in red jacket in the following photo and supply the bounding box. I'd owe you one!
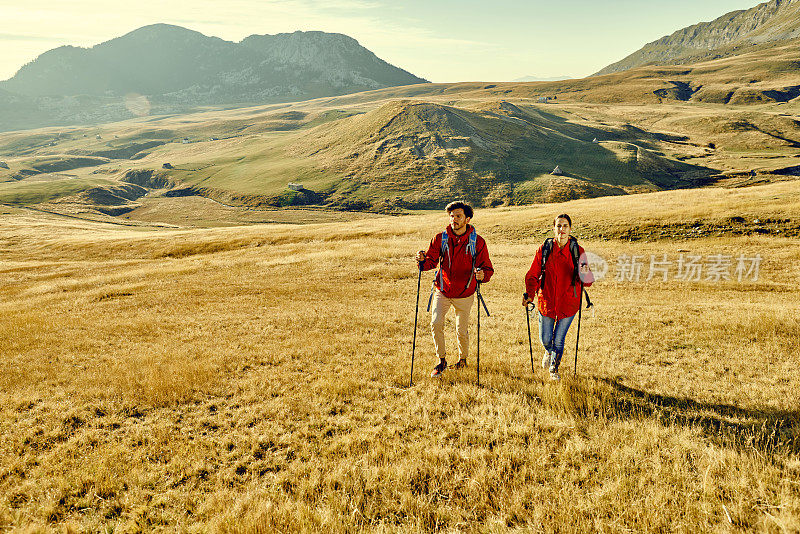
[523,214,593,380]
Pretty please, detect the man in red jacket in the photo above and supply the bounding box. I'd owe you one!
[416,201,494,377]
[523,214,594,380]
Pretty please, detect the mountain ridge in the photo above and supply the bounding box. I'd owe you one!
[0,24,427,131]
[595,0,800,76]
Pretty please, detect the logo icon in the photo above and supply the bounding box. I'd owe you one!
[582,251,608,281]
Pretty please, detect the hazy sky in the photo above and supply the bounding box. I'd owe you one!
[1,0,764,83]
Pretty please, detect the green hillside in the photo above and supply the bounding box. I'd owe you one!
[1,37,799,218]
[281,100,710,208]
[99,100,715,211]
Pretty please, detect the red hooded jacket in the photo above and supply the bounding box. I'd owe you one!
[421,225,494,298]
[525,240,593,319]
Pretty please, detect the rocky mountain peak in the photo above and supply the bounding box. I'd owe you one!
[595,0,800,75]
[0,25,427,130]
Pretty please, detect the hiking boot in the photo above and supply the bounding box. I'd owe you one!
[449,359,467,370]
[549,370,561,381]
[430,360,447,378]
[541,351,552,370]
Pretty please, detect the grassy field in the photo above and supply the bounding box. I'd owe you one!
[1,181,798,532]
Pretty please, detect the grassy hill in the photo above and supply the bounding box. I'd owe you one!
[0,39,799,219]
[287,100,719,208]
[0,97,727,215]
[1,182,798,530]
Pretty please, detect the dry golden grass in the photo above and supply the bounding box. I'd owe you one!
[1,183,799,532]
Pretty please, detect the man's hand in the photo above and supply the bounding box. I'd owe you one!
[415,250,426,263]
[522,292,534,307]
[475,268,485,282]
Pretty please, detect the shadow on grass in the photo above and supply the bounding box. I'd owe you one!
[460,365,799,458]
[596,377,800,458]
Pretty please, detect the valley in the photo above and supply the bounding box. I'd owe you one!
[2,63,800,222]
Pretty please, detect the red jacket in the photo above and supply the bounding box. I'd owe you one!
[525,240,593,319]
[422,225,494,298]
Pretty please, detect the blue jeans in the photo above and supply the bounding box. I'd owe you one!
[538,312,575,371]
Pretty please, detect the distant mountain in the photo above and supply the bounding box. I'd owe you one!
[512,75,572,82]
[0,24,427,131]
[595,0,800,76]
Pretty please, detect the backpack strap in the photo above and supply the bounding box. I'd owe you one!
[466,230,478,288]
[569,236,581,286]
[433,229,481,297]
[437,230,449,289]
[568,237,593,306]
[467,231,477,258]
[539,238,554,289]
[426,280,436,312]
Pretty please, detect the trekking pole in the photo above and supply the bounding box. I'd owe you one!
[410,261,423,387]
[476,282,482,386]
[574,282,583,376]
[523,293,534,374]
[475,279,491,386]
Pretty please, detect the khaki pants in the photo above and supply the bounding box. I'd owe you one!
[430,289,474,361]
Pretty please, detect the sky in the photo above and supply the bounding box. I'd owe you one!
[0,0,765,83]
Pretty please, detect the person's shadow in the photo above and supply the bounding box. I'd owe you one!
[597,377,800,457]
[480,365,799,457]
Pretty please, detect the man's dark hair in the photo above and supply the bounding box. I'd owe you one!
[446,201,473,219]
[554,213,572,226]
